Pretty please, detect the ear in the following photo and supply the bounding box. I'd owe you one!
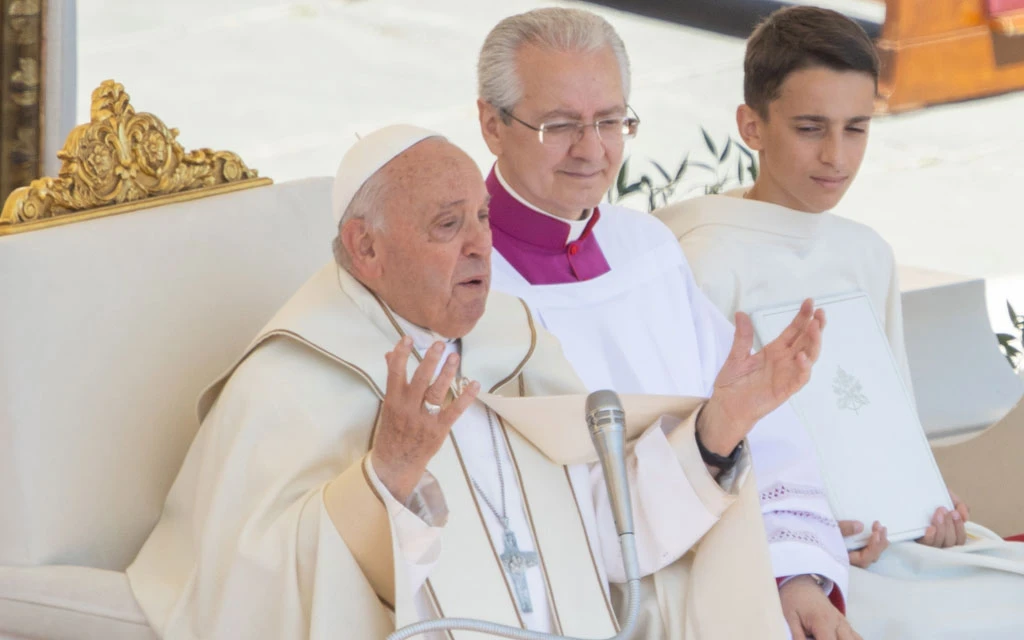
[736,104,765,152]
[341,218,382,281]
[478,99,504,156]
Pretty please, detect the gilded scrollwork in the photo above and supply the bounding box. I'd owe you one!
[1,80,269,232]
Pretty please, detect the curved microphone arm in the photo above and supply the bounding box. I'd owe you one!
[386,390,641,640]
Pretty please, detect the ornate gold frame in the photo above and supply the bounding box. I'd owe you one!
[0,80,271,236]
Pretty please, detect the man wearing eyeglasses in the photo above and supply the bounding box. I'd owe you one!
[478,8,856,639]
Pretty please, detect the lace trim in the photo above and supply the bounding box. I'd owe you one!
[771,509,839,529]
[767,527,847,565]
[760,482,825,505]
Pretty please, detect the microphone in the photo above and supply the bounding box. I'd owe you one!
[585,390,639,580]
[386,391,640,640]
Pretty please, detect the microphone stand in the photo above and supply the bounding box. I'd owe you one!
[386,390,641,640]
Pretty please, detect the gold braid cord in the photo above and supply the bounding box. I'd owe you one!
[0,80,270,235]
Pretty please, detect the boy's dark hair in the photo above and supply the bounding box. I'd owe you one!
[744,6,879,118]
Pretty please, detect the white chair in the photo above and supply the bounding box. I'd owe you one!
[901,278,1024,440]
[0,81,335,639]
[900,271,1024,536]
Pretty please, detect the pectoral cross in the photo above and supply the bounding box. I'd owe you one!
[500,526,540,613]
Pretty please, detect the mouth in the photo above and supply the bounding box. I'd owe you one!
[558,168,604,180]
[811,176,848,189]
[457,276,488,289]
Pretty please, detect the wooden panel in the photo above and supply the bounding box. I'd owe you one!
[882,0,985,40]
[880,0,1024,112]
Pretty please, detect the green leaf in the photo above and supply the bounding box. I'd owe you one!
[651,160,672,184]
[674,155,690,182]
[718,138,733,163]
[616,158,630,194]
[1008,301,1024,329]
[701,127,718,158]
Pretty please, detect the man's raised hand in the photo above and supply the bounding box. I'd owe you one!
[370,337,480,502]
[699,299,825,455]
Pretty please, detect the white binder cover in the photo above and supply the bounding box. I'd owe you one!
[751,291,953,549]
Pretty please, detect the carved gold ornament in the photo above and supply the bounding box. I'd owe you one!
[0,80,271,235]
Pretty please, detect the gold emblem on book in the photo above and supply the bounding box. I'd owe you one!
[833,366,869,415]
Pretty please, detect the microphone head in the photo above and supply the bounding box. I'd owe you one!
[585,389,625,437]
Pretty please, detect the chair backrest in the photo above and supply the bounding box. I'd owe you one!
[0,81,336,571]
[901,278,1024,439]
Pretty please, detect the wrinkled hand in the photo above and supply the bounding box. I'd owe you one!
[780,575,862,640]
[917,492,970,548]
[699,299,825,455]
[841,520,889,568]
[370,337,480,502]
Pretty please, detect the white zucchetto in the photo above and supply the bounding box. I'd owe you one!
[331,124,442,225]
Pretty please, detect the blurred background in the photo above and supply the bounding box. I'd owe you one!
[4,0,1024,320]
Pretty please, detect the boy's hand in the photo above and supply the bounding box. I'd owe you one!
[917,492,970,548]
[840,520,888,568]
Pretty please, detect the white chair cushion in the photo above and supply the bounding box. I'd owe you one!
[901,279,1024,438]
[0,177,335,570]
[0,565,155,639]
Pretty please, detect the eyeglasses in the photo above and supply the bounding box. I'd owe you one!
[500,106,641,147]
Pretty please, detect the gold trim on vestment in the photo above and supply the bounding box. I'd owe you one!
[564,466,621,630]
[423,582,455,640]
[497,409,565,635]
[0,79,269,236]
[445,428,527,632]
[489,298,537,393]
[359,456,397,610]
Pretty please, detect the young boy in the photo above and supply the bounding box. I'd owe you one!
[656,7,1024,638]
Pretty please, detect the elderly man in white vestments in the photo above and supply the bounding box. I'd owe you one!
[123,125,831,639]
[477,8,856,640]
[657,6,1024,639]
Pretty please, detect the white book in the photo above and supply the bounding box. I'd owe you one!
[751,291,953,549]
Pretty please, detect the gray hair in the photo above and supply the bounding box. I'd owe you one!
[333,135,449,270]
[332,168,392,270]
[478,8,631,117]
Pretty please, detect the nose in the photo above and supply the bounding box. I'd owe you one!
[463,211,492,258]
[820,132,843,170]
[569,123,606,162]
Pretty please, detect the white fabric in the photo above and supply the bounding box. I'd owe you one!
[660,189,914,404]
[331,124,440,224]
[494,164,592,241]
[0,565,155,640]
[375,323,555,633]
[378,307,763,634]
[491,197,850,597]
[661,189,1024,639]
[0,177,335,571]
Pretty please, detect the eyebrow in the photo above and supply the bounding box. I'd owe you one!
[791,115,873,124]
[434,193,491,216]
[537,105,627,121]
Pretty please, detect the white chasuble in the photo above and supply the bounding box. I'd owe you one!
[659,190,1024,639]
[127,264,615,640]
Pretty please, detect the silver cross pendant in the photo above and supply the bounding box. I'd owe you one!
[499,526,539,613]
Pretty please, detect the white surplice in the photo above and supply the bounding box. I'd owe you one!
[490,188,851,607]
[659,189,1024,639]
